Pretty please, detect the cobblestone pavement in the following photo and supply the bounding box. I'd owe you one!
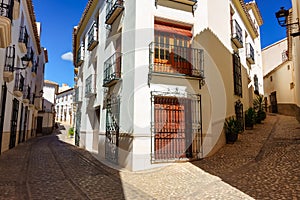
[0,114,298,199]
[193,114,300,199]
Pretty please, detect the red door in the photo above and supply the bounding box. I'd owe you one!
[154,96,191,160]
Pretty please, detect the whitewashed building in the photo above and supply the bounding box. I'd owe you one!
[0,0,47,153]
[55,87,75,125]
[73,0,264,171]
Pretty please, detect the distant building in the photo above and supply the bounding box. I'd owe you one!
[37,99,55,135]
[262,38,294,115]
[263,0,300,118]
[55,87,75,125]
[43,80,59,104]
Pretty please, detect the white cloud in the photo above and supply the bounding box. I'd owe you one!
[61,52,73,62]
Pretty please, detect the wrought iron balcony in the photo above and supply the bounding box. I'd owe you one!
[18,26,29,53]
[85,74,96,97]
[149,42,204,78]
[3,45,15,82]
[76,44,84,66]
[13,72,24,97]
[22,47,34,67]
[231,19,243,48]
[22,85,30,104]
[103,52,121,87]
[246,43,255,64]
[105,0,124,25]
[87,21,98,51]
[0,0,14,48]
[74,86,82,103]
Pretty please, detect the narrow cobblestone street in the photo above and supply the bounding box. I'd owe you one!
[0,114,299,199]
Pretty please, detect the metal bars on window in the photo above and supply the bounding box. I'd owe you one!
[19,26,29,47]
[105,95,120,164]
[14,72,24,92]
[0,0,14,20]
[233,53,242,97]
[103,52,122,86]
[4,45,15,72]
[235,100,244,132]
[150,91,202,162]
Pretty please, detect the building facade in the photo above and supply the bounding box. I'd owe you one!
[73,0,263,171]
[262,38,296,115]
[290,0,300,121]
[0,0,47,153]
[55,87,75,125]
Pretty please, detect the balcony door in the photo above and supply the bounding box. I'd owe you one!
[154,21,192,75]
[154,96,193,160]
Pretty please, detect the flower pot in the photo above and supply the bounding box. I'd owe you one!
[226,131,238,144]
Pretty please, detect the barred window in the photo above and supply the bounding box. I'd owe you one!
[254,74,259,93]
[233,53,242,97]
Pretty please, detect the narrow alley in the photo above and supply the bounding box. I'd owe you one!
[0,114,299,199]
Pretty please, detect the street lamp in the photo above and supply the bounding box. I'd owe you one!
[275,7,300,37]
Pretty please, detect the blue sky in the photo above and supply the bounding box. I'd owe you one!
[32,0,292,87]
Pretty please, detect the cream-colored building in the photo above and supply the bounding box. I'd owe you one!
[264,0,300,118]
[0,0,47,153]
[73,0,263,171]
[262,38,296,115]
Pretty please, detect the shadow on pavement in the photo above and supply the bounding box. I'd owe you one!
[190,114,300,199]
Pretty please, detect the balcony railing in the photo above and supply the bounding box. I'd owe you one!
[74,86,82,103]
[3,45,15,82]
[103,52,121,87]
[22,47,34,67]
[246,43,255,64]
[87,21,98,51]
[76,44,84,66]
[149,42,204,78]
[22,85,30,104]
[105,0,124,25]
[231,19,243,48]
[18,26,29,53]
[0,0,13,20]
[85,74,96,97]
[13,72,24,97]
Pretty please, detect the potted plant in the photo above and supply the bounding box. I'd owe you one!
[224,117,239,144]
[68,127,74,138]
[245,107,255,130]
[253,94,266,123]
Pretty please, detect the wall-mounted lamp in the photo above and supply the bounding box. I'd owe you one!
[21,55,31,67]
[275,7,300,37]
